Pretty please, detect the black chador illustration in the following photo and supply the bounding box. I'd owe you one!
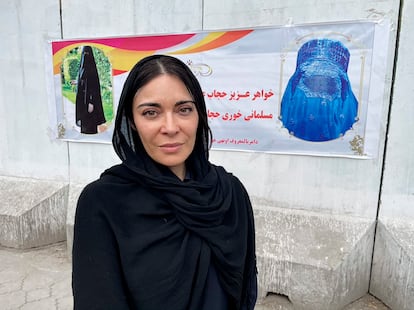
[75,46,106,134]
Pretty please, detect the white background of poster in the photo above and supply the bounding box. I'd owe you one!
[49,20,389,159]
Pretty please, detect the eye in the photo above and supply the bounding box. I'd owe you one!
[178,106,194,115]
[142,109,159,118]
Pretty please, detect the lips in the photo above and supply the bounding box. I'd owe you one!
[159,143,183,153]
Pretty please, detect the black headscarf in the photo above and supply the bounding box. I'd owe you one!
[80,55,256,309]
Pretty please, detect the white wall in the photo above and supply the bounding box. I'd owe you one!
[0,0,404,220]
[380,0,414,222]
[0,0,68,180]
[206,0,400,219]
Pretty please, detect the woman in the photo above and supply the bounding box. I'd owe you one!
[75,45,106,134]
[72,55,257,310]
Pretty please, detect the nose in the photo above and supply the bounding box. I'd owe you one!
[160,113,179,134]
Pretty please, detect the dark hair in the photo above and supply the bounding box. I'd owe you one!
[114,54,212,166]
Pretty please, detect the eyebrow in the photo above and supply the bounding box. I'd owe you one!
[136,100,195,109]
[136,102,160,109]
[176,100,196,106]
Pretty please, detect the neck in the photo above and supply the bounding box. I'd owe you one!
[169,165,186,181]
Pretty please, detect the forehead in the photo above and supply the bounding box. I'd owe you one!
[134,74,191,100]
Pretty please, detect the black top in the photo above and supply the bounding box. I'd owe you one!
[201,264,229,309]
[73,55,257,309]
[73,163,257,310]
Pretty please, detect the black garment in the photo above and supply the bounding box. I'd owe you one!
[73,163,257,310]
[200,264,230,309]
[75,45,106,134]
[73,55,257,309]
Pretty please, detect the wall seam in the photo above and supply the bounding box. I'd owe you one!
[59,0,63,39]
[368,0,404,293]
[201,0,205,30]
[59,0,70,183]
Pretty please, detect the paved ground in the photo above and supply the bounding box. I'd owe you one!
[255,293,390,310]
[0,242,390,310]
[0,242,72,310]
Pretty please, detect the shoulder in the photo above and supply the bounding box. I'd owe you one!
[78,170,119,203]
[76,164,143,215]
[210,164,250,196]
[80,163,138,193]
[77,178,110,206]
[211,163,245,184]
[76,179,114,220]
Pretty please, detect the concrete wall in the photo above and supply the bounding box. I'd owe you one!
[379,0,414,223]
[370,1,414,309]
[0,0,68,180]
[1,0,412,309]
[1,0,400,208]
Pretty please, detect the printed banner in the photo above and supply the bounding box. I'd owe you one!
[47,20,391,158]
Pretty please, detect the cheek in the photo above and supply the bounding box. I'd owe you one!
[194,116,201,136]
[193,124,199,139]
[188,121,199,141]
[136,125,154,143]
[133,120,154,144]
[191,114,200,133]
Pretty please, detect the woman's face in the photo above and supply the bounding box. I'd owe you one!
[132,74,199,180]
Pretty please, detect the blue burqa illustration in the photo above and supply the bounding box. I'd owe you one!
[280,39,358,142]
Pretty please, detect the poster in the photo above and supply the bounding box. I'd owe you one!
[47,20,391,158]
